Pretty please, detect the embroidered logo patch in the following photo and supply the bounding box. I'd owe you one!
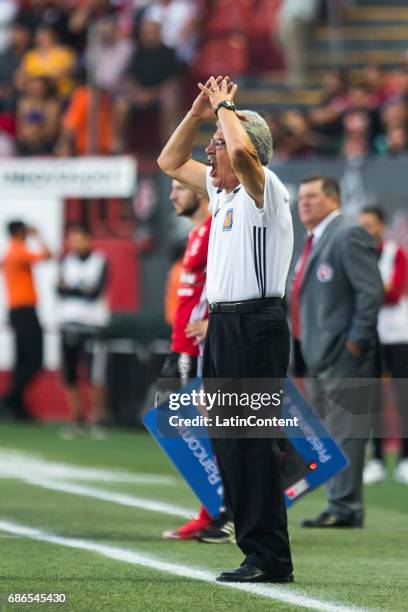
[316,263,334,282]
[223,208,233,232]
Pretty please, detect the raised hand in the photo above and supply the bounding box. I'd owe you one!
[191,75,227,120]
[198,76,238,111]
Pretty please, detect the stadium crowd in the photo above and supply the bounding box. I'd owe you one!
[270,66,408,160]
[1,1,408,160]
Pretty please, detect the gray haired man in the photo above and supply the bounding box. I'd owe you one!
[158,76,294,583]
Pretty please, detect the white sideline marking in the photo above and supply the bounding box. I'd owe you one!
[0,520,368,612]
[24,478,193,518]
[0,450,176,485]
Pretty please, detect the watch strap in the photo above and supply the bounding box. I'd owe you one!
[214,100,236,116]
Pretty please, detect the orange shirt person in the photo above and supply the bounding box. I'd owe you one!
[1,221,51,420]
[58,85,113,156]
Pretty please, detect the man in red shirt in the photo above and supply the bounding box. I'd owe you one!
[1,220,51,420]
[359,207,408,485]
[161,179,211,383]
[160,179,214,539]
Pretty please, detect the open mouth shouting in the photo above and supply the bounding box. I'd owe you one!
[207,156,218,179]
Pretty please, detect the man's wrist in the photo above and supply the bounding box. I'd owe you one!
[188,109,204,121]
[213,100,236,116]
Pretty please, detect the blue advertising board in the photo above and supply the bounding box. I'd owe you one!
[143,377,348,517]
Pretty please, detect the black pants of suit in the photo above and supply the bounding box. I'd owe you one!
[4,306,43,418]
[202,303,293,576]
[373,343,408,460]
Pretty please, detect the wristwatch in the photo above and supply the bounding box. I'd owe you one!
[214,100,236,116]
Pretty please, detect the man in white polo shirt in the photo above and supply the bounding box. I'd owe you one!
[158,76,294,583]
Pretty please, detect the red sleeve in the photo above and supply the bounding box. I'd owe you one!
[183,217,211,271]
[384,247,408,304]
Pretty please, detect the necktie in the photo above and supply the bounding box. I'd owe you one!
[290,234,314,340]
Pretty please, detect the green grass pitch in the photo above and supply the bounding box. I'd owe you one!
[0,423,407,611]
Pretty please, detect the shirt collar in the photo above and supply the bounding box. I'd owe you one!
[309,209,341,243]
[217,186,241,197]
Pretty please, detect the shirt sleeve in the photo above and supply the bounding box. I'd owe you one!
[205,166,219,213]
[262,166,291,219]
[19,247,48,265]
[183,217,211,272]
[384,247,408,304]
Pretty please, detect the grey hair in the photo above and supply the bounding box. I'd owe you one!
[239,110,273,165]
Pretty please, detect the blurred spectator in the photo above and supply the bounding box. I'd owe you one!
[362,64,388,107]
[280,109,328,158]
[68,0,117,53]
[57,224,110,439]
[278,0,320,87]
[344,84,381,141]
[0,0,17,52]
[16,76,61,155]
[342,132,370,162]
[143,0,199,65]
[56,68,113,155]
[385,67,408,104]
[0,20,32,107]
[381,100,408,131]
[341,109,372,159]
[359,207,408,486]
[87,15,133,93]
[130,0,155,37]
[114,19,179,150]
[16,24,75,98]
[0,20,32,156]
[1,221,52,421]
[17,0,71,45]
[375,100,408,155]
[309,69,349,147]
[0,121,15,156]
[375,125,408,157]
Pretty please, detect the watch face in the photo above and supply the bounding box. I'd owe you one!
[215,101,235,115]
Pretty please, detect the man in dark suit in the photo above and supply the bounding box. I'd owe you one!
[290,176,383,527]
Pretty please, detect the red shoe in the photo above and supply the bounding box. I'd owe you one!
[162,506,211,540]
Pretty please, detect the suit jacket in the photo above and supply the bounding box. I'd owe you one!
[297,214,383,376]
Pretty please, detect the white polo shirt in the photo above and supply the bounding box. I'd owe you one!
[205,166,293,303]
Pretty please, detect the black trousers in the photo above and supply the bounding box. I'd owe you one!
[4,306,43,417]
[202,303,293,575]
[374,343,408,460]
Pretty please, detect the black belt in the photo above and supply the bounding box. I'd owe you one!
[208,297,283,313]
